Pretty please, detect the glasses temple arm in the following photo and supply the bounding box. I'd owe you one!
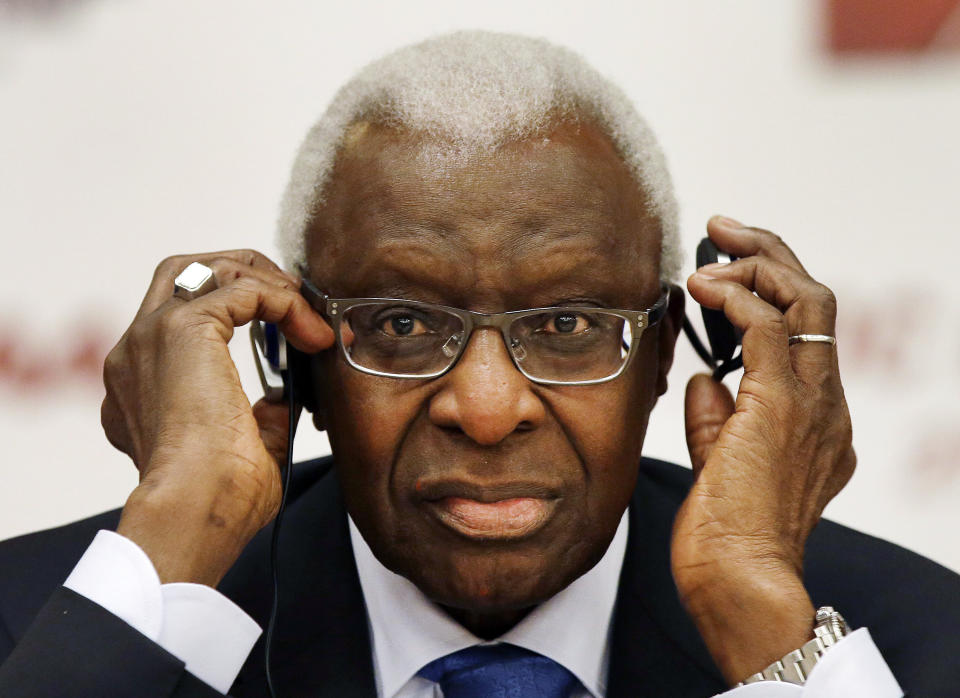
[297,274,329,312]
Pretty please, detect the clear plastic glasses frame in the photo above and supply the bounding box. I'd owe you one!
[300,277,670,386]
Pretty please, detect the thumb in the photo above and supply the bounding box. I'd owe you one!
[252,398,293,467]
[684,373,735,479]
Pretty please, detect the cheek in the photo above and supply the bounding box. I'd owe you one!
[318,361,425,522]
[551,361,655,468]
[322,359,418,457]
[543,343,658,507]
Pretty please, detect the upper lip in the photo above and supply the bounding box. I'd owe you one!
[416,480,561,502]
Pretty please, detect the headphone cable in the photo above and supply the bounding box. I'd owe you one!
[265,376,299,698]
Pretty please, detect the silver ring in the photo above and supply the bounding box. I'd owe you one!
[173,262,218,300]
[788,334,836,346]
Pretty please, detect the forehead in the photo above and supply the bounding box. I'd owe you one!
[306,120,662,307]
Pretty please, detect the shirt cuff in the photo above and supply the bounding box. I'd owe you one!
[63,529,262,694]
[714,628,903,697]
[159,583,261,693]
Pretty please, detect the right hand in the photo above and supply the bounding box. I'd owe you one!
[101,250,333,586]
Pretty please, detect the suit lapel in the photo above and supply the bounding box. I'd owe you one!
[606,460,727,697]
[222,459,377,697]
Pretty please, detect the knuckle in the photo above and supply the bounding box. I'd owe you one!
[102,349,126,389]
[157,254,188,277]
[230,276,267,308]
[102,345,121,374]
[749,226,781,245]
[815,284,838,314]
[125,318,153,350]
[237,249,260,266]
[233,275,261,293]
[206,257,239,284]
[752,259,778,289]
[756,307,787,337]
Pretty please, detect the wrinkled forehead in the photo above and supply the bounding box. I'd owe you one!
[305,120,663,305]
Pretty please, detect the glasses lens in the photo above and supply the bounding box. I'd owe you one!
[508,309,633,383]
[341,302,466,376]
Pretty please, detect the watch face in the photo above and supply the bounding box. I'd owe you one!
[814,607,849,640]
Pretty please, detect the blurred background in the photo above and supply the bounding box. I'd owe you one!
[1,0,958,572]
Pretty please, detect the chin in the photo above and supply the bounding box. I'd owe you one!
[394,537,598,615]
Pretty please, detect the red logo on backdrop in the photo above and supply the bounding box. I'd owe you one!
[0,318,115,394]
[828,0,960,52]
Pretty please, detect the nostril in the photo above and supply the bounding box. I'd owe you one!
[438,421,466,436]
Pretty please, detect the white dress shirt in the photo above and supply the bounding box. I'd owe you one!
[63,522,903,696]
[348,513,629,698]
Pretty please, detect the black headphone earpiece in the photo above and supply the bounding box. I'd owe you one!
[682,238,744,381]
[250,322,319,413]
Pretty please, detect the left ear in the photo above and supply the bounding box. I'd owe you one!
[654,284,686,399]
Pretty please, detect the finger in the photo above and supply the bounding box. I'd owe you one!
[684,373,735,480]
[167,256,300,305]
[706,216,806,273]
[695,258,839,378]
[160,274,334,353]
[686,273,793,379]
[139,250,294,319]
[253,398,292,467]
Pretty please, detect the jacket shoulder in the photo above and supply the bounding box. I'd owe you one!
[0,455,335,643]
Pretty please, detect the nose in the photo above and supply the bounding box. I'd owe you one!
[428,328,546,445]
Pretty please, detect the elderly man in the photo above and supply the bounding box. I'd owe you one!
[0,31,957,698]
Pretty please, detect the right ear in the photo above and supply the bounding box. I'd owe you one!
[654,284,686,399]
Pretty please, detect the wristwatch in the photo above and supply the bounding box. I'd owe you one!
[738,606,850,685]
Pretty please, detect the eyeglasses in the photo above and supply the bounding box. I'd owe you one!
[300,278,669,386]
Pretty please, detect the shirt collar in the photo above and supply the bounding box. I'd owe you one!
[349,510,629,698]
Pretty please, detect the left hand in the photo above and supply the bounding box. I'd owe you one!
[673,216,856,684]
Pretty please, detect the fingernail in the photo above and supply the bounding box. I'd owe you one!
[711,215,744,231]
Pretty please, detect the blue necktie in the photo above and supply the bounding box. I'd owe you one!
[417,643,580,698]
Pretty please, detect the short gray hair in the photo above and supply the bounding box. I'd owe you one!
[276,30,681,281]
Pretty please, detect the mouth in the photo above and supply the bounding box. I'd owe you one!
[418,481,560,541]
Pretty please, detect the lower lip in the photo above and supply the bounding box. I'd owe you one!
[428,497,555,540]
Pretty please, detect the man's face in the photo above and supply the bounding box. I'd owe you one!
[306,120,680,631]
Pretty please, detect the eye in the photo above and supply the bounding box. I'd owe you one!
[376,309,431,337]
[542,311,591,334]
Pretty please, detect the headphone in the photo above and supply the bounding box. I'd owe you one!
[247,237,742,696]
[682,237,744,380]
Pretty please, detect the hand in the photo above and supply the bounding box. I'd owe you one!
[673,217,856,684]
[101,250,333,586]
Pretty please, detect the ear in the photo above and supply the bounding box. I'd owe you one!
[654,284,685,399]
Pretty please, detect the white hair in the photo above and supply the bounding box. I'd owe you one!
[276,30,682,281]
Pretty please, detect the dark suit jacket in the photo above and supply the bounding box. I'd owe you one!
[1,456,958,697]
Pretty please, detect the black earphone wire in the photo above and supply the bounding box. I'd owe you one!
[265,372,299,698]
[681,315,743,381]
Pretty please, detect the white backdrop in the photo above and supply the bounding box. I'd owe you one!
[1,0,958,573]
